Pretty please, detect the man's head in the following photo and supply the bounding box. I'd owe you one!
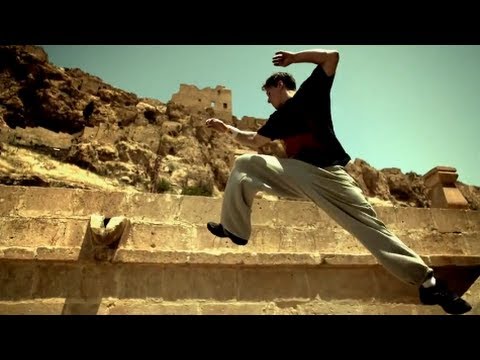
[261,72,296,109]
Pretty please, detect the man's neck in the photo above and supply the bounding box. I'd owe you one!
[279,90,296,107]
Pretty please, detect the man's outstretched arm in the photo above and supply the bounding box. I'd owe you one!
[205,118,271,149]
[272,49,339,76]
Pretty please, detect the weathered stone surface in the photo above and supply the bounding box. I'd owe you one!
[1,247,35,260]
[106,301,200,315]
[424,167,469,209]
[90,215,129,246]
[0,262,36,300]
[36,246,81,261]
[200,302,275,315]
[0,299,457,315]
[0,257,478,314]
[0,186,25,216]
[0,217,69,247]
[238,268,309,301]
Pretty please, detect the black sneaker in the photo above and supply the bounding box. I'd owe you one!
[207,222,248,246]
[419,279,472,315]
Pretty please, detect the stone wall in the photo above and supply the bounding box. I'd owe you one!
[0,185,479,315]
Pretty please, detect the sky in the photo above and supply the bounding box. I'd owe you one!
[41,45,480,186]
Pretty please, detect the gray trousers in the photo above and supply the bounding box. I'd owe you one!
[220,154,433,286]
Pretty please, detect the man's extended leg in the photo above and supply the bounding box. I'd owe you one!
[213,154,471,314]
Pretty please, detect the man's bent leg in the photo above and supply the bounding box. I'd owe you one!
[220,154,307,240]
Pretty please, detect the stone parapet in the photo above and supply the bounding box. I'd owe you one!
[424,166,469,209]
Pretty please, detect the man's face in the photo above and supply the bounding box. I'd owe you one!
[265,82,284,110]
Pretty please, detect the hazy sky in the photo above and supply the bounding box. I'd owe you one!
[41,45,480,186]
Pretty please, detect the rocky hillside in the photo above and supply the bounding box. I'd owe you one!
[345,159,479,210]
[0,45,256,197]
[1,45,478,209]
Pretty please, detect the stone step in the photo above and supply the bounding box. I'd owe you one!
[1,216,479,256]
[0,299,454,315]
[1,257,478,315]
[1,246,480,267]
[2,185,479,233]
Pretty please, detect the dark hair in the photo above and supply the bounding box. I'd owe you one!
[261,72,296,91]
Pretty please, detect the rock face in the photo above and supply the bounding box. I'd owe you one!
[1,45,478,209]
[0,45,255,196]
[344,159,429,207]
[457,182,480,211]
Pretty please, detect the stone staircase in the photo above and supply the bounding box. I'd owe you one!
[0,185,479,315]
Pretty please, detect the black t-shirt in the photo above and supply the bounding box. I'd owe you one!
[257,65,351,168]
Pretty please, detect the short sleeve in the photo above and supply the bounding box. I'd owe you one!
[257,113,280,140]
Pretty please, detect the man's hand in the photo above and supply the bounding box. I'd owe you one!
[272,51,296,67]
[205,118,228,133]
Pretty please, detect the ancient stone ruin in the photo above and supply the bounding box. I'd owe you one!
[171,84,232,123]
